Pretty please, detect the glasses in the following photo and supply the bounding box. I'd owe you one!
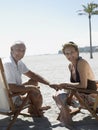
[15,48,26,53]
[64,50,76,56]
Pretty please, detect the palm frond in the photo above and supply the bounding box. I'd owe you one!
[76,10,82,12]
[92,10,98,15]
[78,13,86,15]
[78,2,98,15]
[91,3,98,8]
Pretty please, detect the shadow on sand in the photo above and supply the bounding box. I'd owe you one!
[1,114,98,130]
[0,116,52,130]
[73,116,98,130]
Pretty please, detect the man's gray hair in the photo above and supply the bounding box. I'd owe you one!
[11,41,26,49]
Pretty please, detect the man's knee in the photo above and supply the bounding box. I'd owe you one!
[29,88,42,99]
[29,90,43,107]
[27,79,38,86]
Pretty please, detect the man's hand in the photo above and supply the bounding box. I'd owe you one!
[49,84,61,91]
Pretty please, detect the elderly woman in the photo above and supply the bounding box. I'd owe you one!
[50,41,97,128]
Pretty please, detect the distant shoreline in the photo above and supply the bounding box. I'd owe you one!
[58,45,98,54]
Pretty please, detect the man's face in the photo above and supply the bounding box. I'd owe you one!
[11,44,26,62]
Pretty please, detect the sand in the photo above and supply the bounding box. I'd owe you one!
[1,54,98,130]
[0,86,98,130]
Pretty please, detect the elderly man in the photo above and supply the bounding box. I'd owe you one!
[3,41,50,117]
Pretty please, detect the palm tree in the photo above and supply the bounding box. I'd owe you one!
[78,2,98,58]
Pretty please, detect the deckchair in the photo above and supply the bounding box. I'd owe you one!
[0,58,31,130]
[63,82,98,120]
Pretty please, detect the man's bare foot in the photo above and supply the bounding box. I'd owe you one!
[70,107,80,115]
[28,109,44,117]
[39,106,51,111]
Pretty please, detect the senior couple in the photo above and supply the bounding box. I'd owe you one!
[2,41,97,128]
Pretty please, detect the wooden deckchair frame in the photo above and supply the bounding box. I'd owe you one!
[63,83,98,120]
[0,58,31,130]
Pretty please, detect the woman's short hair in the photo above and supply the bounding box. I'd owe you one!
[62,41,79,55]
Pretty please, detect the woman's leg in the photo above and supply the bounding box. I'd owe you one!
[53,92,72,126]
[59,105,72,126]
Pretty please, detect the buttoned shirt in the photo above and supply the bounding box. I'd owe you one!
[2,55,29,85]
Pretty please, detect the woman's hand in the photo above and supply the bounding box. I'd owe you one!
[49,84,61,91]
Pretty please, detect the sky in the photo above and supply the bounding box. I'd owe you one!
[0,0,98,57]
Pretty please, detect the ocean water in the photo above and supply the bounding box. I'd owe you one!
[22,53,98,107]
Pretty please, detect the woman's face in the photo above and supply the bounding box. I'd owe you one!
[11,44,26,62]
[64,46,79,62]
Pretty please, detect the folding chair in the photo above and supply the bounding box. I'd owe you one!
[63,83,98,120]
[0,58,31,130]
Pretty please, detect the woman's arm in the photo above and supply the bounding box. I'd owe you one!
[59,60,90,89]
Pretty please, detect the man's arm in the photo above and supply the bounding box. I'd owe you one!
[8,84,33,94]
[24,70,50,85]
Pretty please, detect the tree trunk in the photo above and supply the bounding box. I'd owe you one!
[89,15,93,59]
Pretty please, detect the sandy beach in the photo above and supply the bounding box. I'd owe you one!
[0,53,98,130]
[0,85,98,130]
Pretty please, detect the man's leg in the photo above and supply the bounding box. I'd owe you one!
[24,79,50,116]
[28,88,43,117]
